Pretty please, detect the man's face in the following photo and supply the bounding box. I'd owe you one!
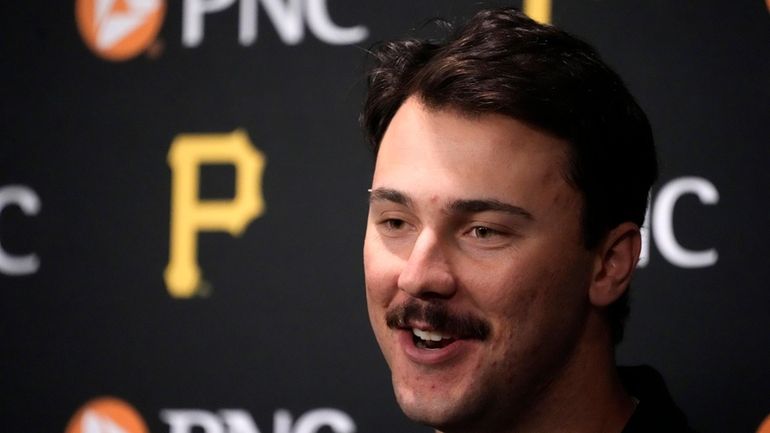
[364,97,597,431]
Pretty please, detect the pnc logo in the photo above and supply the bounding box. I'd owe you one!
[66,397,149,433]
[758,414,770,433]
[76,0,166,61]
[65,397,357,433]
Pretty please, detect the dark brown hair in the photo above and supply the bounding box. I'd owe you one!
[360,7,658,344]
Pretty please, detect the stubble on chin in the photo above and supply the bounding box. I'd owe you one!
[390,369,493,433]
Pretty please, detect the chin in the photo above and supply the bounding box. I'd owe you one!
[393,377,483,431]
[397,395,456,429]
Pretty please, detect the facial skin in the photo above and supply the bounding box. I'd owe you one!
[363,97,635,433]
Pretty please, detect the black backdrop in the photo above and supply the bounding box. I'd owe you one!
[2,1,769,433]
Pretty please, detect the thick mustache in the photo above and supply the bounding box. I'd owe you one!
[385,300,491,340]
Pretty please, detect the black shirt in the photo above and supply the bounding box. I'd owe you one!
[620,365,697,433]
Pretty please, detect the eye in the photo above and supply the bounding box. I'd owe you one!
[376,217,413,236]
[470,226,499,239]
[383,218,406,231]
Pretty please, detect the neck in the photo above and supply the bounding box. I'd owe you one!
[438,310,636,433]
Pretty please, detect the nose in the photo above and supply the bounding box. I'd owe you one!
[397,229,457,299]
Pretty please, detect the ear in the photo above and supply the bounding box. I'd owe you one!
[589,222,642,307]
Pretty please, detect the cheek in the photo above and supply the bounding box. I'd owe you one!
[363,237,400,309]
[476,235,591,308]
[472,253,590,338]
[464,258,543,314]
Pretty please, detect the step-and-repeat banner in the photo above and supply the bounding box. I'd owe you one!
[2,1,769,433]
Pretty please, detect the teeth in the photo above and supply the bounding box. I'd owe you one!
[412,328,450,342]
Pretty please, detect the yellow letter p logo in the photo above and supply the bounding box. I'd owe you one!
[524,0,552,24]
[165,129,266,298]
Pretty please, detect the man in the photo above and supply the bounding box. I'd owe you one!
[360,7,694,433]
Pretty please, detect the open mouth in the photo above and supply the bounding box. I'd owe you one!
[412,328,457,350]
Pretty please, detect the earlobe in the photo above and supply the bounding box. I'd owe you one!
[589,222,642,307]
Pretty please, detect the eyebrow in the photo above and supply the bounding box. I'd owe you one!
[368,188,533,220]
[448,199,534,220]
[368,188,413,207]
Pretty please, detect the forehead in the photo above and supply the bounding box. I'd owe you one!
[373,97,574,206]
